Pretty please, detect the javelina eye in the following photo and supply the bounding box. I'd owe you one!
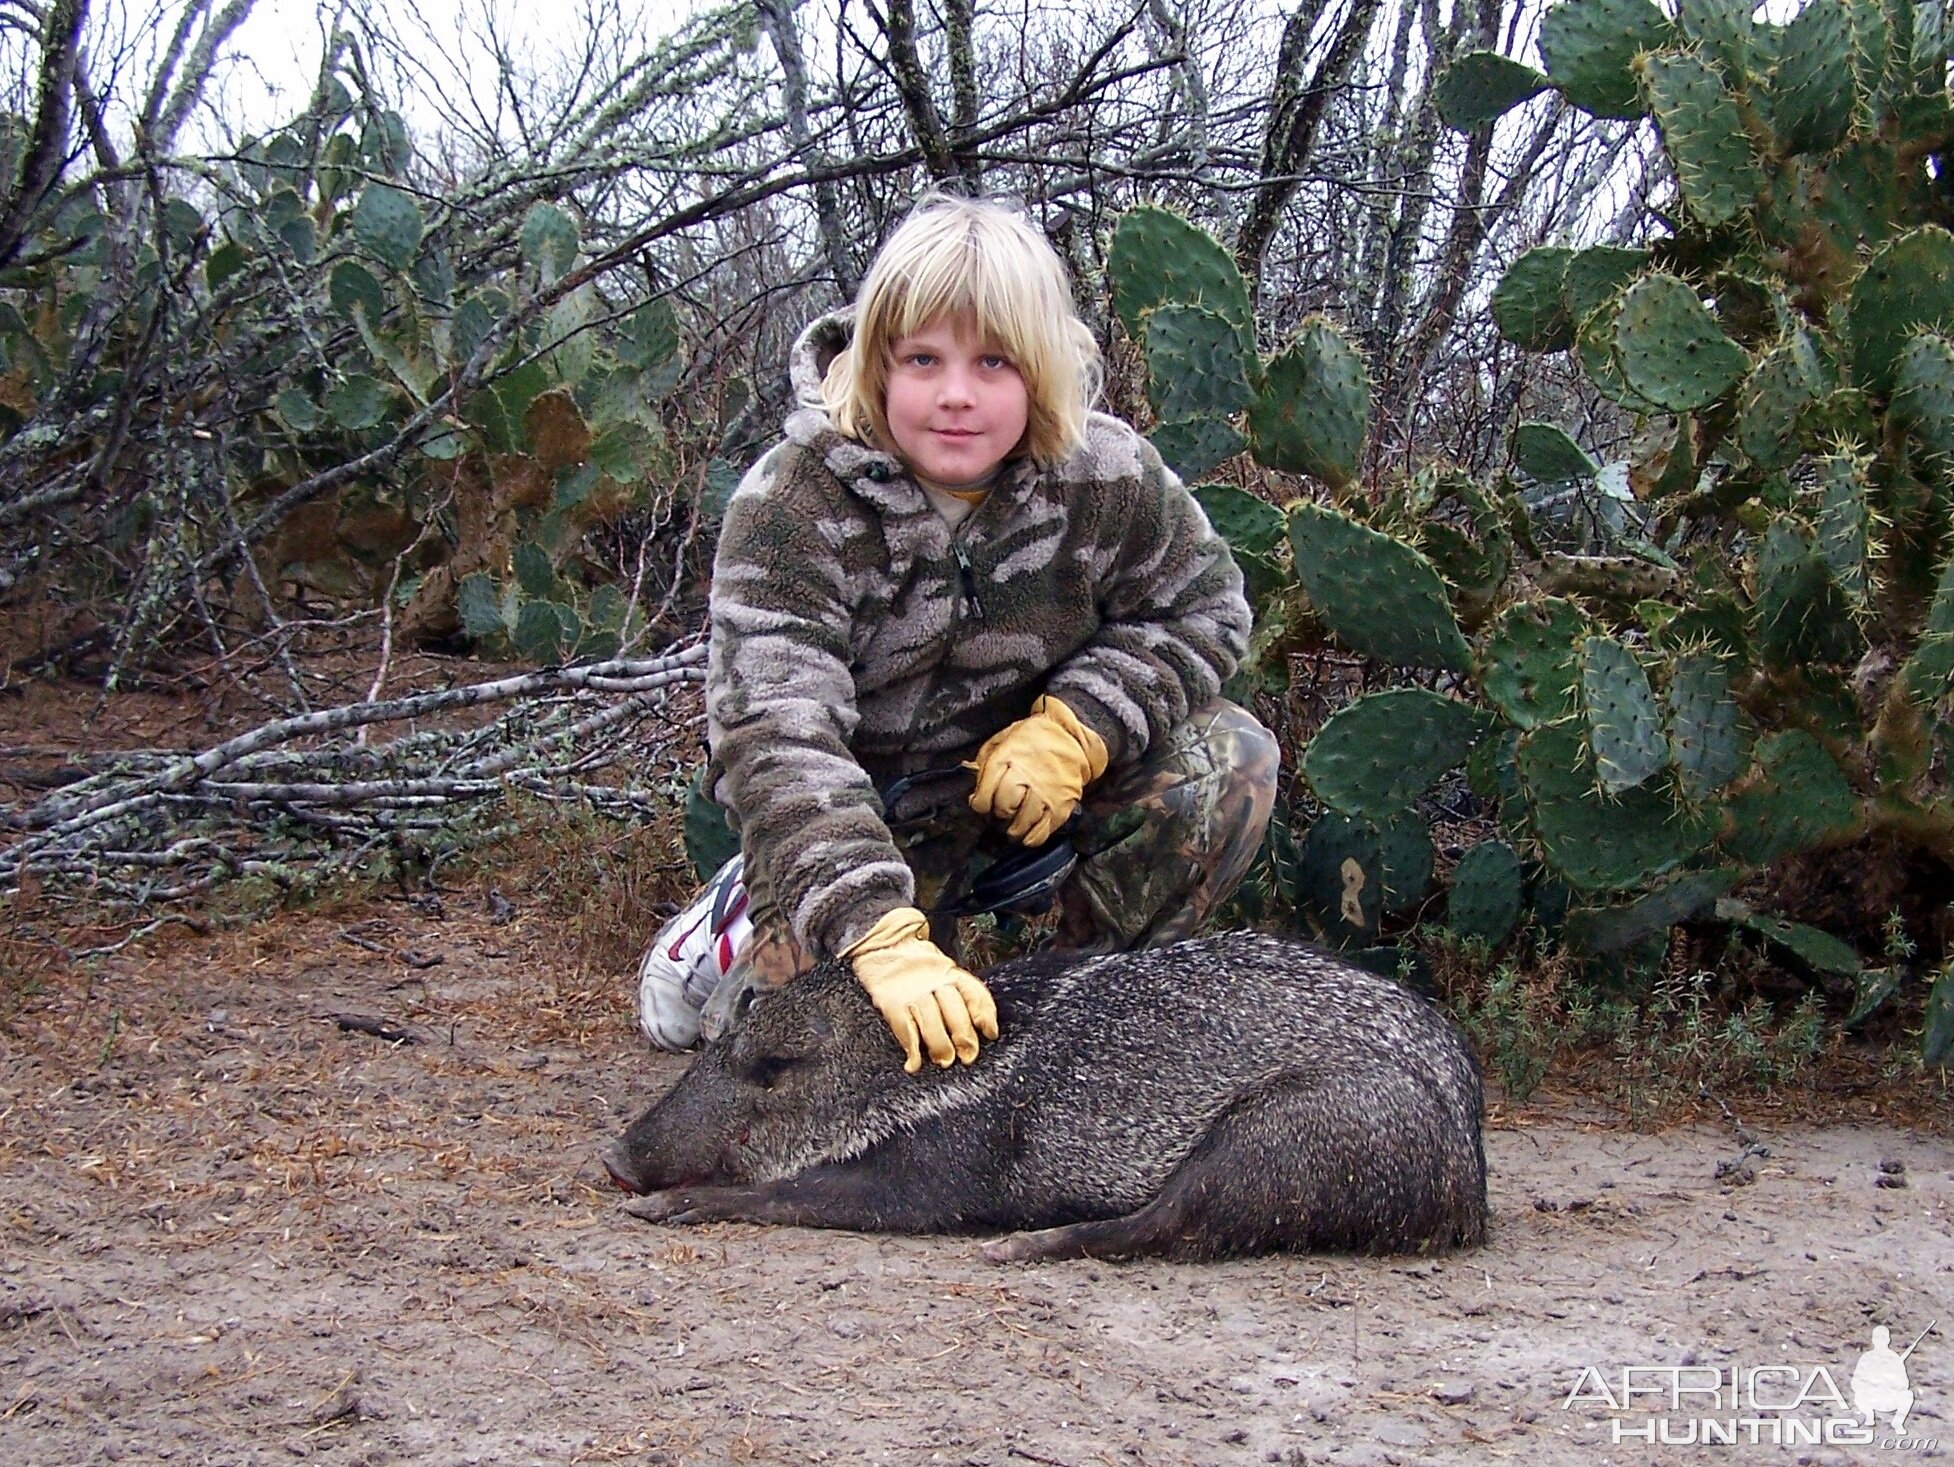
[746,1055,799,1090]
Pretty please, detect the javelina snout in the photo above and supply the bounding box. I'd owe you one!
[607,931,1488,1262]
[604,992,894,1196]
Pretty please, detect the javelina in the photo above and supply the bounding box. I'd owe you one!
[603,931,1487,1262]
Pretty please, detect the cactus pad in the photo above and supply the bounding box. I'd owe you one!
[1421,513,1514,612]
[1846,226,1954,394]
[1733,339,1823,470]
[1642,50,1764,227]
[1288,503,1473,671]
[1562,868,1741,955]
[1446,838,1525,947]
[1517,721,1718,890]
[1902,553,1954,704]
[1302,689,1491,822]
[1718,898,1863,977]
[1107,205,1254,345]
[1192,483,1286,557]
[1468,726,1524,805]
[684,773,741,881]
[1612,273,1749,411]
[1143,303,1256,422]
[1435,51,1549,130]
[1768,0,1855,155]
[1478,596,1589,727]
[1754,517,1866,668]
[1248,317,1370,488]
[1665,651,1747,800]
[1564,246,1652,322]
[1149,418,1247,479]
[1811,452,1876,609]
[1491,247,1576,351]
[1891,332,1954,459]
[1538,0,1674,118]
[1581,633,1667,793]
[1676,0,1755,81]
[1293,811,1384,945]
[1377,815,1436,915]
[1577,292,1667,413]
[1721,729,1860,864]
[1511,422,1599,482]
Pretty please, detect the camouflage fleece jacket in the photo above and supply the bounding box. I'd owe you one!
[705,309,1251,958]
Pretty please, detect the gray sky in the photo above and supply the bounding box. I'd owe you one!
[212,0,701,136]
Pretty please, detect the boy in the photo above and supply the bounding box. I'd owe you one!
[641,194,1277,1071]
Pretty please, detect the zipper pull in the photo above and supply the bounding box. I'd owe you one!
[953,545,987,621]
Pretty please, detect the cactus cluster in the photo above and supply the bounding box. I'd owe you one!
[0,88,685,665]
[1118,0,1954,1051]
[1109,208,1371,486]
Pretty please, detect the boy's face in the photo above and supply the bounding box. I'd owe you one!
[883,314,1029,487]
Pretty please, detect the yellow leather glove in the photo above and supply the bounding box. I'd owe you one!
[844,906,999,1073]
[965,695,1110,846]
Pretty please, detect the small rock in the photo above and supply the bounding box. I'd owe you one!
[1715,1158,1757,1187]
[1374,1419,1429,1449]
[1878,1157,1907,1175]
[1431,1381,1475,1406]
[1875,1172,1909,1189]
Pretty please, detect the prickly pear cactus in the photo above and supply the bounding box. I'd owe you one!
[1107,207,1372,490]
[1123,1,1954,1032]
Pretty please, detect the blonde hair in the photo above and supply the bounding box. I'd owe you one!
[818,193,1102,465]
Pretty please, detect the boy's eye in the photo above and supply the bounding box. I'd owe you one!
[980,354,1010,370]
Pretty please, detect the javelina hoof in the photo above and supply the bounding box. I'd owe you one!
[623,1191,701,1224]
[983,1230,1064,1264]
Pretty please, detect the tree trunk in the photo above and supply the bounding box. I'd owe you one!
[1235,0,1385,292]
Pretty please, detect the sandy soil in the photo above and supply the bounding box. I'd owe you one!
[3,893,1951,1467]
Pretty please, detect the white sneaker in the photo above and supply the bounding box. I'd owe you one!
[636,854,752,1050]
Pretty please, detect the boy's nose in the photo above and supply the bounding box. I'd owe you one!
[936,368,975,408]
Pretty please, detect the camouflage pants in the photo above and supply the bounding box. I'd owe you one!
[703,700,1278,1035]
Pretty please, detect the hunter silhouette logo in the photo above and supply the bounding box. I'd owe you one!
[1562,1320,1940,1448]
[1853,1323,1934,1436]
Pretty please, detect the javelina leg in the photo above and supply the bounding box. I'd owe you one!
[623,1158,964,1234]
[983,1075,1469,1264]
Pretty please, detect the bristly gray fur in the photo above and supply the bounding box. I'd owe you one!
[606,932,1488,1262]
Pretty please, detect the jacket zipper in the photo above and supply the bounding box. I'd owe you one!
[953,544,987,622]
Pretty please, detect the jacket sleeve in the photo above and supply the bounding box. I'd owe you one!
[705,452,914,958]
[1043,430,1253,766]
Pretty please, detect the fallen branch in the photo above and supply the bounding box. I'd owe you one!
[0,642,707,910]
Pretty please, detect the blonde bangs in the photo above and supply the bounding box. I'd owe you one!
[820,195,1101,465]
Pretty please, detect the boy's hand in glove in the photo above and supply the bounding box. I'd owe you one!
[966,695,1109,846]
[844,907,999,1073]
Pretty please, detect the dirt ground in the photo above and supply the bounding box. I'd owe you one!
[0,890,1948,1467]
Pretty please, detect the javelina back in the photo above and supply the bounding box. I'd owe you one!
[603,931,1487,1262]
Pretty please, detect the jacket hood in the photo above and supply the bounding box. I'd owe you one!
[787,305,856,409]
